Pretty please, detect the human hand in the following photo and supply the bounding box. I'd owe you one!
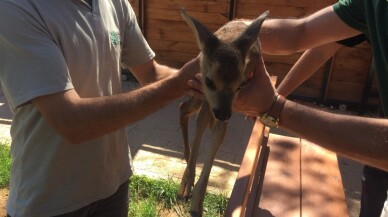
[187,73,204,99]
[233,54,277,117]
[175,56,202,95]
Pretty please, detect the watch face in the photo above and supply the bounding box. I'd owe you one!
[259,114,279,128]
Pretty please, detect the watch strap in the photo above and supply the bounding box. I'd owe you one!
[268,94,286,120]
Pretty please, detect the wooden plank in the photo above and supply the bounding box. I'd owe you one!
[256,134,301,217]
[146,0,229,13]
[225,121,267,217]
[237,0,336,8]
[292,87,321,98]
[331,69,368,83]
[335,46,372,61]
[146,18,221,34]
[326,91,362,103]
[245,132,270,216]
[301,140,349,217]
[236,4,322,18]
[154,50,197,63]
[332,59,371,73]
[332,48,372,73]
[147,39,199,54]
[147,28,196,43]
[328,81,365,94]
[145,8,229,25]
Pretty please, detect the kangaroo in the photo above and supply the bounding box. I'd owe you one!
[177,9,269,217]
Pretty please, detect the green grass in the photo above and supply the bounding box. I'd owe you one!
[129,175,228,217]
[0,143,11,188]
[0,142,228,216]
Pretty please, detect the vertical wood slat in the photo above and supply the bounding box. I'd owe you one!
[139,0,145,35]
[358,56,376,115]
[321,54,336,102]
[224,121,267,217]
[229,0,237,20]
[225,77,276,217]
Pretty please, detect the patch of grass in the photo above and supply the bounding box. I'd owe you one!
[0,142,11,188]
[0,144,228,216]
[128,196,158,217]
[129,175,228,217]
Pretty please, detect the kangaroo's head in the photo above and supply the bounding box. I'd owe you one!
[180,9,268,121]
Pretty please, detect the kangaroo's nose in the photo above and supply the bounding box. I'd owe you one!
[213,108,231,121]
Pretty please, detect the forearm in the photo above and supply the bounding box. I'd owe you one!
[280,100,388,171]
[260,18,305,55]
[277,42,341,97]
[34,58,199,144]
[260,6,360,55]
[130,60,178,85]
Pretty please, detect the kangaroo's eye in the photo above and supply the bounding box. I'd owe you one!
[205,77,216,90]
[237,81,247,90]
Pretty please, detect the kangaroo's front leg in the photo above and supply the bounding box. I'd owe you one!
[190,121,228,217]
[180,97,202,163]
[178,101,212,199]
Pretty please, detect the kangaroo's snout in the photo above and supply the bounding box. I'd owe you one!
[213,108,231,121]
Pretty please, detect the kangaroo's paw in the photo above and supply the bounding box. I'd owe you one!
[177,169,195,199]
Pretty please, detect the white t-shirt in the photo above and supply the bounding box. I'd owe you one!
[0,0,155,216]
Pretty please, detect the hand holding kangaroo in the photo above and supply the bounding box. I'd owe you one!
[178,9,269,217]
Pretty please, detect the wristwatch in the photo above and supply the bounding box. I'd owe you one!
[258,94,286,128]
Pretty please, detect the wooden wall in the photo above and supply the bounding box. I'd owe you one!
[128,0,378,110]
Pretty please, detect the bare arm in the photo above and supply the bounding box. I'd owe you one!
[130,59,178,85]
[277,42,342,97]
[280,100,388,171]
[260,6,361,54]
[235,52,388,172]
[33,58,200,144]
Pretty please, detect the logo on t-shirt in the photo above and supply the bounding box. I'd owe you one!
[110,31,120,46]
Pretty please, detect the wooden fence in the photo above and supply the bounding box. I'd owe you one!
[128,0,379,113]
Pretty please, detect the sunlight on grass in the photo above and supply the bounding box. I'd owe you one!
[0,142,11,188]
[129,175,228,217]
[0,142,227,216]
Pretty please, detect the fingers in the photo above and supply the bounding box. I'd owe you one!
[181,57,200,78]
[187,73,204,99]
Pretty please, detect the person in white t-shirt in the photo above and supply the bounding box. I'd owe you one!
[0,0,199,216]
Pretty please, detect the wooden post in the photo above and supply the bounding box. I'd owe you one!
[320,54,336,102]
[229,0,237,20]
[138,0,145,36]
[358,56,375,115]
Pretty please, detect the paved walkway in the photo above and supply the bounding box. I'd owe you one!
[0,81,363,216]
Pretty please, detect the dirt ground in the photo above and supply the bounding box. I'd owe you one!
[0,189,8,216]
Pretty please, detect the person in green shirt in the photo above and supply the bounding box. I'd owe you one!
[277,33,388,217]
[223,0,388,216]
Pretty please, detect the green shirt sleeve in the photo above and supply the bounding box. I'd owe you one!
[333,0,368,34]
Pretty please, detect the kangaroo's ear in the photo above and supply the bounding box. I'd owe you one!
[233,11,269,58]
[180,8,219,54]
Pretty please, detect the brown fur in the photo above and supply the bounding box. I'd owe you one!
[178,9,269,217]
